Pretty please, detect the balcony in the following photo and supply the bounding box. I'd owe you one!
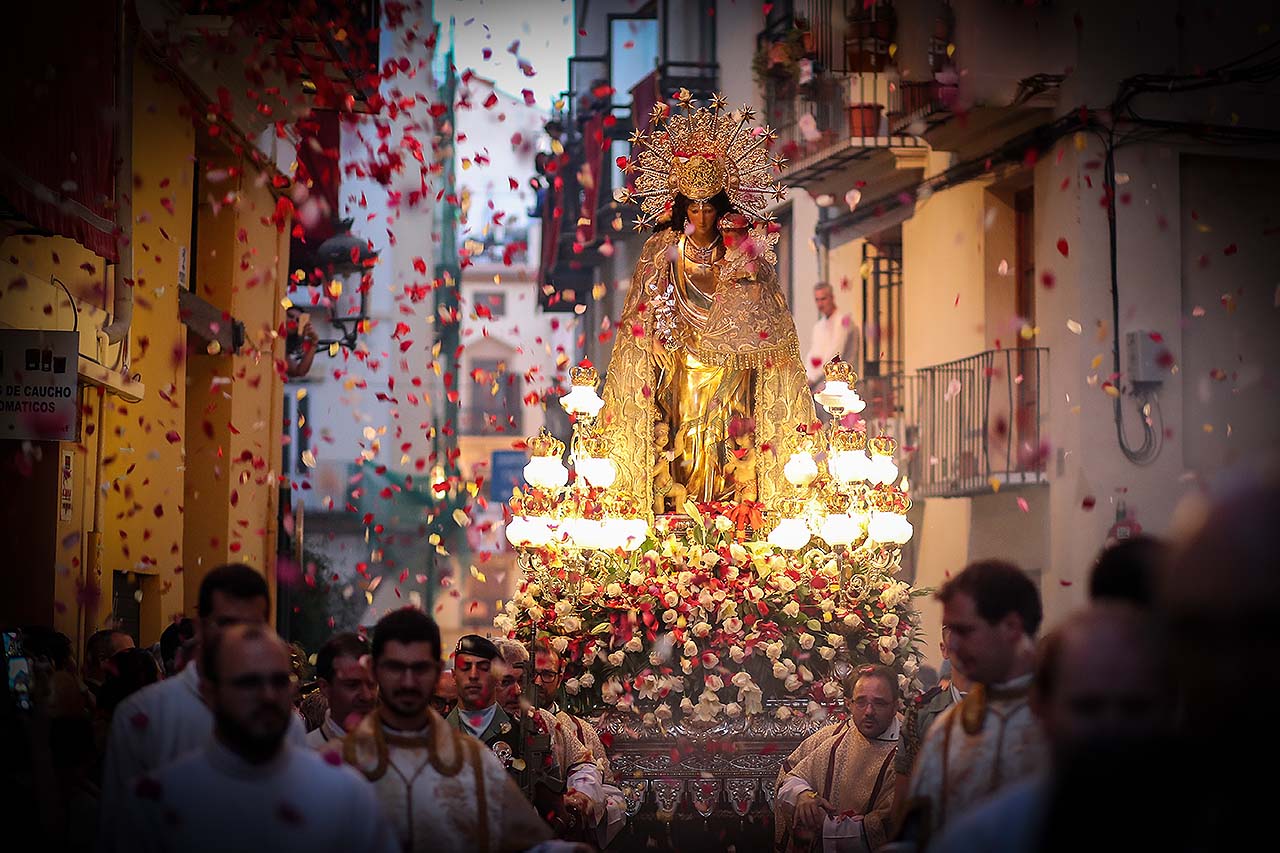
[863,348,1048,499]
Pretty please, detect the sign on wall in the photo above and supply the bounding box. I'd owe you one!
[0,329,79,442]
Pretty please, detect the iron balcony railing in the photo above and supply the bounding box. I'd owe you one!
[860,348,1048,499]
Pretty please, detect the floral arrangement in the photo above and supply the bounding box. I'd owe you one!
[495,502,926,728]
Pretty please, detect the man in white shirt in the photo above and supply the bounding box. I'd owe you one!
[306,632,376,749]
[805,281,860,391]
[113,624,397,852]
[99,564,308,846]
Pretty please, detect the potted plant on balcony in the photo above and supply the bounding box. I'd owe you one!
[752,24,808,89]
[844,0,896,73]
[848,102,884,137]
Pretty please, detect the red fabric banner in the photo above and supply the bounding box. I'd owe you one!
[576,113,607,245]
[0,4,119,261]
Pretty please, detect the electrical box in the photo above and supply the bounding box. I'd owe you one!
[1125,330,1165,386]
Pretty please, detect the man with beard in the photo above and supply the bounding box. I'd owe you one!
[531,638,628,846]
[493,638,607,836]
[774,664,901,852]
[306,632,377,749]
[100,564,308,847]
[343,610,571,852]
[113,625,397,852]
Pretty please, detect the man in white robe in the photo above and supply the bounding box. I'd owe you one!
[343,609,580,853]
[774,664,900,852]
[113,624,397,852]
[901,560,1049,846]
[306,632,376,749]
[99,564,307,847]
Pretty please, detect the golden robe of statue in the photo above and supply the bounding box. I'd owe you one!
[600,223,815,516]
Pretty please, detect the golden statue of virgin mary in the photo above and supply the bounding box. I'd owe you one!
[600,93,816,517]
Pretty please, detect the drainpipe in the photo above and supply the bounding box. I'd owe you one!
[101,0,134,370]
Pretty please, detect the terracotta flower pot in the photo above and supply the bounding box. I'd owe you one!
[848,103,884,137]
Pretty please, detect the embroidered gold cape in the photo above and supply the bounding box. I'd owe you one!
[342,708,551,853]
[601,227,815,515]
[773,719,899,852]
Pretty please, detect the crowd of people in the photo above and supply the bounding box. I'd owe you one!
[0,477,1273,851]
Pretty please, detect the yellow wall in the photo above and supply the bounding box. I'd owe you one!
[901,168,989,372]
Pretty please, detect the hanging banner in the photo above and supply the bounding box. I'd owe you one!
[0,329,80,442]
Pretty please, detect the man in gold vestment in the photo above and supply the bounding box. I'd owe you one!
[343,610,577,853]
[774,664,901,852]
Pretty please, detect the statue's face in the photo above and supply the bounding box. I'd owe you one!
[686,199,717,240]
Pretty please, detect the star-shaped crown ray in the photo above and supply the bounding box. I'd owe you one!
[614,90,788,230]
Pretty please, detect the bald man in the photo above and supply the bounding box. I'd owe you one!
[114,625,397,852]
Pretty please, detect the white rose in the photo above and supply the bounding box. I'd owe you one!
[678,571,694,585]
[880,613,900,630]
[624,636,643,652]
[776,706,792,721]
[715,515,734,532]
[629,570,644,586]
[818,647,836,660]
[550,636,570,654]
[722,617,743,635]
[827,633,845,648]
[682,639,697,658]
[798,665,813,682]
[782,601,801,619]
[774,575,797,593]
[725,702,743,718]
[784,674,802,692]
[643,712,657,728]
[843,613,863,629]
[655,704,673,721]
[729,543,748,563]
[879,649,896,664]
[799,632,815,650]
[729,645,746,663]
[693,621,712,638]
[703,652,720,669]
[877,636,896,653]
[772,660,790,680]
[554,599,573,617]
[580,580,598,598]
[606,583,622,597]
[823,680,841,699]
[608,650,626,666]
[680,697,694,713]
[731,671,754,688]
[649,652,663,666]
[564,677,581,695]
[579,672,595,688]
[663,591,679,607]
[559,616,582,633]
[526,583,541,597]
[662,609,678,624]
[705,674,724,690]
[681,658,694,675]
[767,641,785,661]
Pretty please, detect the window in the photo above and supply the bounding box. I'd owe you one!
[861,239,903,377]
[472,291,506,318]
[464,358,522,435]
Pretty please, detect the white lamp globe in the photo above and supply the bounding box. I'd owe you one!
[842,389,867,413]
[576,456,617,489]
[783,451,819,487]
[505,517,529,547]
[820,513,859,546]
[560,385,605,418]
[829,450,869,484]
[867,454,899,486]
[525,517,556,547]
[524,456,569,489]
[815,380,850,414]
[768,517,812,550]
[868,511,913,544]
[621,518,649,551]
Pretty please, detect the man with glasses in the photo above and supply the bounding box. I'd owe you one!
[113,624,397,852]
[530,638,628,848]
[774,664,902,852]
[343,610,572,852]
[100,564,308,848]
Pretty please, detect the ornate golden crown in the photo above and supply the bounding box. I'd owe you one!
[615,91,787,229]
[829,429,868,452]
[527,428,565,458]
[869,435,898,457]
[824,358,856,385]
[870,484,911,514]
[578,430,611,458]
[569,364,599,387]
